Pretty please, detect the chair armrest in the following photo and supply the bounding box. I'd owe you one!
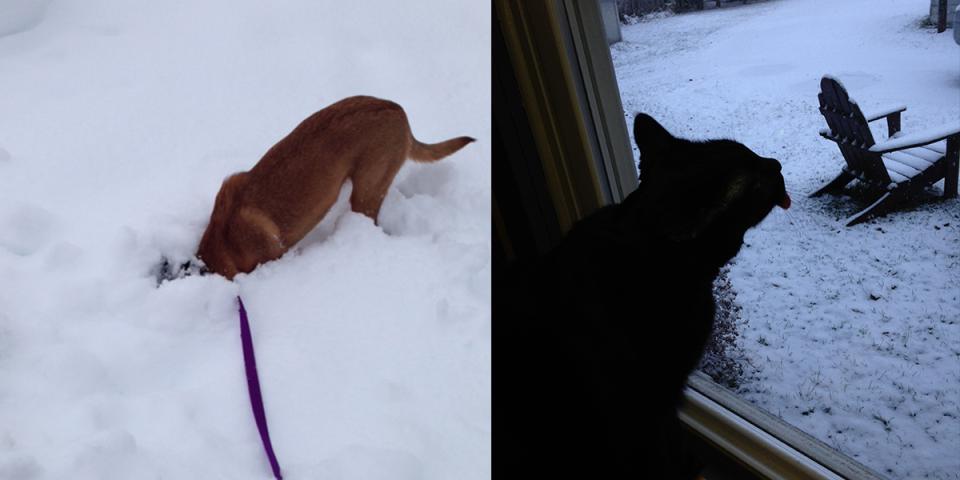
[869,124,960,154]
[862,105,907,123]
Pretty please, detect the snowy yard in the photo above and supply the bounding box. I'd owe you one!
[611,0,959,478]
[0,1,489,479]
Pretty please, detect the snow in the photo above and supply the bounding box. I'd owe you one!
[883,159,919,180]
[0,0,49,37]
[870,124,960,152]
[0,1,489,479]
[885,149,938,174]
[611,1,959,478]
[861,105,907,122]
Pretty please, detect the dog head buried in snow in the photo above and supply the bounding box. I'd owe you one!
[164,96,472,282]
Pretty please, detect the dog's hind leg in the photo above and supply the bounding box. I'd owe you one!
[349,153,405,224]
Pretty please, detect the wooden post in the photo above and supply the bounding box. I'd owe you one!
[938,0,947,33]
[885,112,901,138]
[945,135,959,198]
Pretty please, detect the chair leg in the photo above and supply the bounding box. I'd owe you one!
[810,170,855,197]
[845,189,905,226]
[886,112,901,138]
[944,135,958,198]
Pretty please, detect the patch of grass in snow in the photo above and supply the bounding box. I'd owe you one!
[621,10,674,26]
[916,15,941,31]
[698,267,759,389]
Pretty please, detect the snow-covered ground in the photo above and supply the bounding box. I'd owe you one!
[611,1,959,478]
[0,1,489,479]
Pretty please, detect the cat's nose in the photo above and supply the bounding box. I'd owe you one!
[779,192,791,209]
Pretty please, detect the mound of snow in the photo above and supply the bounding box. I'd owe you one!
[0,0,48,37]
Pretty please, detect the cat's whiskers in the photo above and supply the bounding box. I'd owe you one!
[785,187,806,197]
[778,198,811,243]
[781,208,805,239]
[775,197,812,278]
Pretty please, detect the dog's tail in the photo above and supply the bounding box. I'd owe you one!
[408,135,475,163]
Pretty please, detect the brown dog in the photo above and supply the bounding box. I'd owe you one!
[195,96,473,279]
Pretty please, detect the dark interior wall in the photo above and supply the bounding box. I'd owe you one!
[492,10,563,267]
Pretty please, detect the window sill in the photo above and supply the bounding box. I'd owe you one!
[681,372,888,480]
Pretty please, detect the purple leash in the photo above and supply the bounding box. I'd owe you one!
[238,296,283,480]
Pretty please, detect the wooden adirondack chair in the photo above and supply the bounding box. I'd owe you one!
[812,75,960,226]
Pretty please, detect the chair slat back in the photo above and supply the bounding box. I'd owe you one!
[819,77,890,184]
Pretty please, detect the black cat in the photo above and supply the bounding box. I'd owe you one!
[494,114,790,478]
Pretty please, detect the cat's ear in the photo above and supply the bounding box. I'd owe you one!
[634,114,674,183]
[633,113,674,157]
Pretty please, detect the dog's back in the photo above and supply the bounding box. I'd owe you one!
[196,96,473,279]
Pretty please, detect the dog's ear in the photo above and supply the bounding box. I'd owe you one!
[633,114,674,183]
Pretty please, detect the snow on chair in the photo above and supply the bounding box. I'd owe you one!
[811,75,960,226]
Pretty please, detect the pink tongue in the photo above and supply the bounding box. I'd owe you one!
[779,192,791,209]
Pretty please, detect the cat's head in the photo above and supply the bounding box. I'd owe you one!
[629,113,789,265]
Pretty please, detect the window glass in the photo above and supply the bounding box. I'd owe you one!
[607,1,959,478]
